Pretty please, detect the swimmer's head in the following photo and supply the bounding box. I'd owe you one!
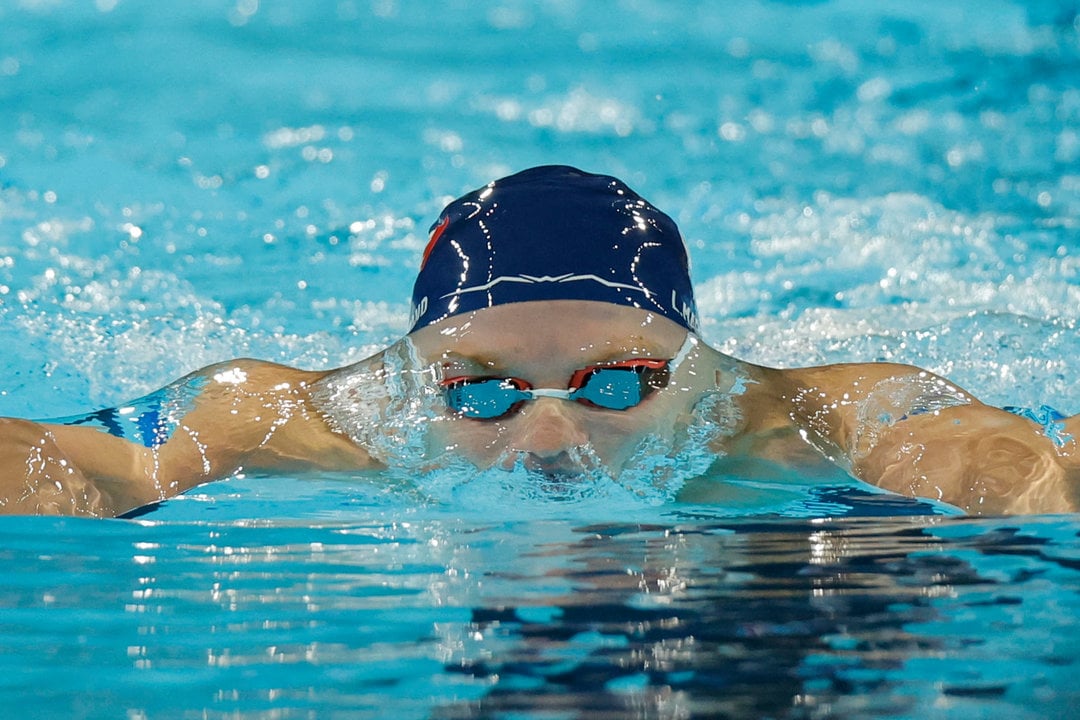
[408,165,698,333]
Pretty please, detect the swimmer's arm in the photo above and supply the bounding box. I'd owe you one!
[0,359,376,517]
[784,363,1080,514]
[851,402,1080,514]
[149,359,376,482]
[0,417,157,516]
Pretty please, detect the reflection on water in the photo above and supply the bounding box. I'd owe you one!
[2,513,1077,718]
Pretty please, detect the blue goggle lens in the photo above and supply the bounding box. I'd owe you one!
[444,378,529,419]
[570,367,649,410]
[443,365,667,419]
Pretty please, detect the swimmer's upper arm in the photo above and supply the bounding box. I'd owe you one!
[148,358,376,489]
[782,362,1079,514]
[0,358,376,516]
[850,402,1079,514]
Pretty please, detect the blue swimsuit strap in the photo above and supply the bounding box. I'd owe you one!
[1003,404,1072,448]
[58,402,167,449]
[42,375,209,450]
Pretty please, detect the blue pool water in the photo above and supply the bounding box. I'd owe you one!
[1,0,1079,717]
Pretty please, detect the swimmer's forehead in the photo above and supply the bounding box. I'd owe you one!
[412,302,682,375]
[433,335,673,371]
[408,300,689,373]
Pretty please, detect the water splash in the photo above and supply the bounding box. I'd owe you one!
[309,338,442,470]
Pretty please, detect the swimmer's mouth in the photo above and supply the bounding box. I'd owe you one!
[519,455,593,486]
[494,449,605,487]
[531,472,583,490]
[490,450,626,501]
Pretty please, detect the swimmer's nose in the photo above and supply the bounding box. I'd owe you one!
[509,398,589,459]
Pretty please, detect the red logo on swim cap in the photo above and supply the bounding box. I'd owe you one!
[420,215,450,270]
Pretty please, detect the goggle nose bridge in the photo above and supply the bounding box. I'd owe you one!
[524,387,579,401]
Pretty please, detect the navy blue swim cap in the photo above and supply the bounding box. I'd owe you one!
[409,165,698,333]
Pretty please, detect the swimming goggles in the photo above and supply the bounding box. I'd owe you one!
[440,335,697,420]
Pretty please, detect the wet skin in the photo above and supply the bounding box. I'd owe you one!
[0,300,1078,516]
[410,301,1080,514]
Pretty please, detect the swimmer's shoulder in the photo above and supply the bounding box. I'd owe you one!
[772,361,985,408]
[190,347,395,388]
[711,357,983,454]
[182,357,332,389]
[174,357,379,470]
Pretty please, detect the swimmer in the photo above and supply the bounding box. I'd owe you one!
[1,165,1077,517]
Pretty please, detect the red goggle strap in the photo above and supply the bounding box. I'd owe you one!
[439,375,533,390]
